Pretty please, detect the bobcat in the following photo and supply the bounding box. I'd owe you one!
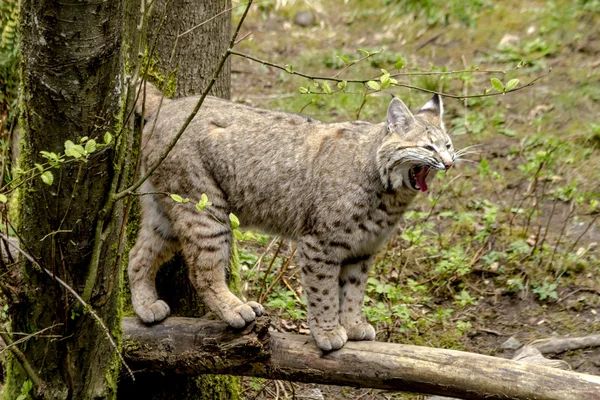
[129,82,455,351]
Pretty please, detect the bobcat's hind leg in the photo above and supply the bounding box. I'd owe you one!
[171,203,264,329]
[339,255,376,341]
[129,191,179,324]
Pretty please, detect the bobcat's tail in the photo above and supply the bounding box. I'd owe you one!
[135,81,170,119]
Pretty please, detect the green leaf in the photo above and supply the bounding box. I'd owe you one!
[337,55,349,64]
[321,82,332,94]
[104,132,113,144]
[85,139,97,153]
[337,80,347,90]
[65,142,85,158]
[285,64,293,73]
[229,213,240,229]
[0,194,7,203]
[490,77,504,92]
[41,171,54,185]
[505,78,519,91]
[357,48,371,56]
[22,379,33,393]
[366,80,380,91]
[34,163,44,172]
[233,229,243,240]
[79,136,89,143]
[499,128,517,137]
[394,56,405,70]
[298,87,309,94]
[243,231,257,241]
[380,73,391,89]
[40,151,60,162]
[170,194,189,203]
[196,193,212,210]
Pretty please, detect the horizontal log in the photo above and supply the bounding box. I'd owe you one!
[122,316,600,400]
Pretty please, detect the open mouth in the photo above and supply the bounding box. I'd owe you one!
[409,165,431,192]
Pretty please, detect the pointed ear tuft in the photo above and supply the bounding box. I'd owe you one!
[387,97,415,133]
[417,94,444,129]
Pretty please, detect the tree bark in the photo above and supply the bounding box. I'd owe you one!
[123,316,600,400]
[9,0,126,398]
[148,0,231,99]
[117,1,238,399]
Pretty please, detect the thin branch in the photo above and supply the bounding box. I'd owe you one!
[257,239,284,303]
[229,49,552,99]
[0,330,47,397]
[261,245,298,304]
[332,49,382,79]
[114,0,255,202]
[177,1,250,38]
[0,233,135,381]
[0,324,63,356]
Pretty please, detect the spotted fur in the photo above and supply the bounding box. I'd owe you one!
[129,83,454,351]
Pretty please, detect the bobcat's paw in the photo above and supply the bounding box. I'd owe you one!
[246,301,266,316]
[345,321,376,341]
[312,325,348,351]
[137,300,170,324]
[222,301,264,329]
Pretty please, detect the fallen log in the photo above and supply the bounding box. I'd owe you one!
[122,316,600,400]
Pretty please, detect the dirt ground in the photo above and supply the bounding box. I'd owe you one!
[228,0,600,398]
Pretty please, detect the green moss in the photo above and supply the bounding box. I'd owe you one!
[197,375,241,400]
[141,49,177,98]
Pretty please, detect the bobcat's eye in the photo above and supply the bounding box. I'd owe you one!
[446,143,452,149]
[424,145,435,152]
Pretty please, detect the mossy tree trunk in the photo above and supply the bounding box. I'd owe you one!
[117,1,240,399]
[6,0,131,398]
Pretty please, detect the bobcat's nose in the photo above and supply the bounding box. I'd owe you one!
[444,161,454,170]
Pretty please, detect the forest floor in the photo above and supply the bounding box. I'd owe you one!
[229,0,600,399]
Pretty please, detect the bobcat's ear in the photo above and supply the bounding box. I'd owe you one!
[417,94,444,130]
[387,97,415,133]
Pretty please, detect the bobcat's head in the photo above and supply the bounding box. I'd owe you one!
[377,94,454,192]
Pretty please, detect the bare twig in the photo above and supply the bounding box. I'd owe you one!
[261,245,298,304]
[0,331,47,397]
[257,239,284,303]
[0,324,63,356]
[177,1,250,38]
[332,49,382,79]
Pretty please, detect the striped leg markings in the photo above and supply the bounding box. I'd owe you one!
[170,200,264,329]
[129,208,179,324]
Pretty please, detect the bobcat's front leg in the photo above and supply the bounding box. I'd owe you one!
[298,237,347,351]
[169,198,264,328]
[339,255,376,341]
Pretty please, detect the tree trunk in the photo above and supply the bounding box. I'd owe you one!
[117,1,239,399]
[7,0,127,399]
[148,0,231,99]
